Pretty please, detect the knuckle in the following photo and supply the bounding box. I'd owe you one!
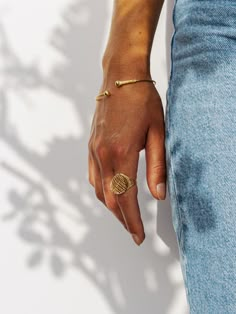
[105,198,117,210]
[153,162,166,172]
[88,138,93,151]
[94,141,108,159]
[93,138,102,151]
[110,143,129,158]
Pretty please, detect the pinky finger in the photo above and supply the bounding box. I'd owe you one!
[88,152,95,187]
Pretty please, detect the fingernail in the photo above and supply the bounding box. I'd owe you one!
[132,234,142,246]
[156,182,166,200]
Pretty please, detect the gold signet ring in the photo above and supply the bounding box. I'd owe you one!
[110,173,136,195]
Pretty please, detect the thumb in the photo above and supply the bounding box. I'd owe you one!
[145,124,166,200]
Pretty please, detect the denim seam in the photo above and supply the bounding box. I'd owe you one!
[166,0,181,245]
[166,0,184,250]
[165,0,192,311]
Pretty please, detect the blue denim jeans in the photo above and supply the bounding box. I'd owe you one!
[165,0,236,312]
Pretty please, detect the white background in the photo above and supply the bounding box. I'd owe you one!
[0,0,188,313]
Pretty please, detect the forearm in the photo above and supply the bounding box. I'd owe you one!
[102,0,165,77]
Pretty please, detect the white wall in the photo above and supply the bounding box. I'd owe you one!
[0,0,188,313]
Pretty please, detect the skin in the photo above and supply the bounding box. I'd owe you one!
[88,0,166,246]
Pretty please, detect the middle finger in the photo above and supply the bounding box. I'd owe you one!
[113,149,145,245]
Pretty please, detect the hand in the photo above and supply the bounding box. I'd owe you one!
[88,77,166,246]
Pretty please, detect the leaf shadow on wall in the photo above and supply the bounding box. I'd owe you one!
[0,0,188,313]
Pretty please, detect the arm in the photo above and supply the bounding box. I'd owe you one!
[102,0,164,77]
[88,0,166,246]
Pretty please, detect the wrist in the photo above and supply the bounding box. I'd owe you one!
[102,52,151,79]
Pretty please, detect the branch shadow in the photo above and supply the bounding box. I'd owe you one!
[0,0,188,313]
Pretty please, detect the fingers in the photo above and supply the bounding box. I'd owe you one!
[113,148,145,246]
[93,144,128,230]
[90,148,106,205]
[89,133,145,245]
[145,123,166,200]
[102,173,129,230]
[116,184,145,246]
[92,140,145,245]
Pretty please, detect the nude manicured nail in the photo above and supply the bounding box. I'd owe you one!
[132,234,142,246]
[156,182,166,200]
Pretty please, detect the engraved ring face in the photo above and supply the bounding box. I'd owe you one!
[110,173,133,195]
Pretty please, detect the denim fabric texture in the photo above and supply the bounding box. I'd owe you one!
[165,0,236,312]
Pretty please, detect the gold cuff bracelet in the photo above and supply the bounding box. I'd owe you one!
[95,79,156,101]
